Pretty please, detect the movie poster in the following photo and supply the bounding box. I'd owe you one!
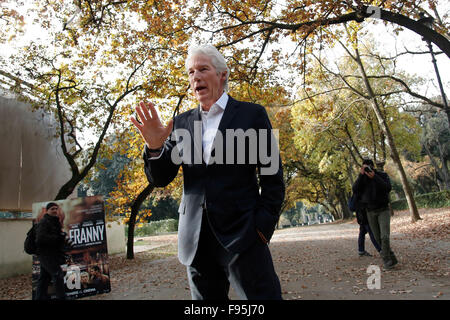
[31,195,111,300]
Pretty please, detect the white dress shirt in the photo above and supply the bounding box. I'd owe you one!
[200,92,228,164]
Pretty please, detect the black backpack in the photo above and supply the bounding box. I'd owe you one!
[24,223,37,255]
[348,193,358,212]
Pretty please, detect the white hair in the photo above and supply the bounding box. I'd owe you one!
[186,44,230,91]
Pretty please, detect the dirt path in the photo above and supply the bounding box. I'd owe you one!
[83,208,449,300]
[1,208,449,300]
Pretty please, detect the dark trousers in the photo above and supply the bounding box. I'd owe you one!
[358,224,381,253]
[187,213,282,300]
[35,255,66,300]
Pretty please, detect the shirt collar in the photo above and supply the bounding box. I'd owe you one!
[215,91,229,111]
[199,91,229,113]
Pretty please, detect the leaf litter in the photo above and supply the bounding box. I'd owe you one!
[1,207,448,300]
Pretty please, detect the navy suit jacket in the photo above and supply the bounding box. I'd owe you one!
[143,96,285,265]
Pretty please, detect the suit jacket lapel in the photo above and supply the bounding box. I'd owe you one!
[186,106,201,134]
[186,107,203,164]
[217,96,240,134]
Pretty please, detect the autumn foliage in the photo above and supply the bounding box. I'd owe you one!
[1,0,448,250]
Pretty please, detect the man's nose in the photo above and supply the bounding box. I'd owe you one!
[192,70,201,80]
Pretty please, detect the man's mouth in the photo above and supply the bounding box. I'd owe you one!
[195,86,207,93]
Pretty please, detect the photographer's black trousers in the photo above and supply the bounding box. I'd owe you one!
[35,255,65,300]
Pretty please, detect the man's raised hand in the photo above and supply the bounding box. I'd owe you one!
[130,101,173,150]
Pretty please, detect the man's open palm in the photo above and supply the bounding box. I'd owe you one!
[130,101,173,150]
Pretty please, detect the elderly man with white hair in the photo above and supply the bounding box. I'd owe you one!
[131,44,285,300]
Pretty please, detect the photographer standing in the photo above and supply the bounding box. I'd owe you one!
[34,202,67,300]
[352,159,398,270]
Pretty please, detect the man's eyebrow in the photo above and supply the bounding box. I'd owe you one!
[189,63,210,70]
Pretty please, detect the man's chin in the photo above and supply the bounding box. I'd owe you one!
[196,93,208,101]
[198,98,213,109]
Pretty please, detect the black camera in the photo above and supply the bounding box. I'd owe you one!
[364,166,373,173]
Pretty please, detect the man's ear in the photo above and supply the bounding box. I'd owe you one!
[220,71,227,82]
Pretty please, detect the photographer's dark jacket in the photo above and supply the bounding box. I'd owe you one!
[356,208,369,225]
[35,214,65,260]
[352,170,392,211]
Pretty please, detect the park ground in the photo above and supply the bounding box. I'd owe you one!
[1,207,449,300]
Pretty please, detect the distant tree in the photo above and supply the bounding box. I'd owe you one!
[81,146,131,198]
[420,111,450,189]
[144,196,179,222]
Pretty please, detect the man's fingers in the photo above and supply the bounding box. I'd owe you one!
[140,101,153,121]
[137,101,162,124]
[141,101,156,122]
[146,102,159,120]
[130,116,143,131]
[131,102,173,146]
[136,103,148,123]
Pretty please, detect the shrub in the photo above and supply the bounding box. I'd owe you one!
[391,190,450,211]
[125,219,178,237]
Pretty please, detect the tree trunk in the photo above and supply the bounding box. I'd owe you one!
[126,183,154,260]
[437,141,450,189]
[354,48,422,222]
[54,177,79,200]
[329,202,341,221]
[423,142,450,190]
